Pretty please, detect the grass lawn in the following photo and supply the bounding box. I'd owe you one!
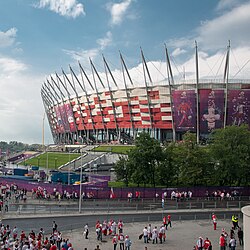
[92,145,134,154]
[20,152,80,169]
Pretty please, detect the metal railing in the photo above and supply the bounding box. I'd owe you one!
[2,198,249,216]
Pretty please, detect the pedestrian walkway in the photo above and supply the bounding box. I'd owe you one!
[63,220,244,250]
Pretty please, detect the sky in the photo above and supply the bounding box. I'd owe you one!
[1,0,250,144]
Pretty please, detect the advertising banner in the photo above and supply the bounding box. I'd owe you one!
[172,90,196,132]
[55,106,65,133]
[59,105,70,132]
[227,90,250,126]
[199,89,224,133]
[65,103,77,132]
[46,111,57,135]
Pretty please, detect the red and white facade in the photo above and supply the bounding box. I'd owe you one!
[42,78,250,144]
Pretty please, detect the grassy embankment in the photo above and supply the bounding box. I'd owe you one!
[20,152,80,169]
[91,145,134,154]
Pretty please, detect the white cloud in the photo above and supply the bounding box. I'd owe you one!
[0,69,52,143]
[166,2,250,53]
[37,0,85,18]
[172,48,187,57]
[198,2,250,50]
[108,0,133,25]
[0,28,17,48]
[97,31,112,50]
[167,37,194,50]
[63,48,99,65]
[64,31,113,64]
[216,0,241,11]
[0,55,27,75]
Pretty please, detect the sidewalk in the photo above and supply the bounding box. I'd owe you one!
[63,219,244,250]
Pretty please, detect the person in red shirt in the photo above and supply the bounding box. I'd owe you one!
[163,216,167,229]
[44,237,49,245]
[219,234,226,250]
[204,237,212,250]
[37,239,42,249]
[50,243,57,250]
[167,214,172,229]
[20,231,26,241]
[212,213,217,230]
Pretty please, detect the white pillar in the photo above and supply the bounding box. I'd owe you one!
[241,205,250,249]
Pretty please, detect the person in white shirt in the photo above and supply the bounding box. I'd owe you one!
[143,226,148,243]
[152,226,158,244]
[84,223,89,239]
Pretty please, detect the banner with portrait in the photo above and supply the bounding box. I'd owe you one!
[59,105,70,132]
[199,89,224,133]
[172,90,196,132]
[55,106,65,133]
[227,90,250,127]
[65,103,77,132]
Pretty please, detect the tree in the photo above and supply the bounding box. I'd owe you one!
[172,132,209,186]
[209,125,250,186]
[115,132,164,187]
[156,142,178,187]
[114,156,131,187]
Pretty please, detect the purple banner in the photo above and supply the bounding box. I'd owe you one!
[46,110,57,135]
[55,106,65,133]
[65,103,77,132]
[227,90,250,126]
[172,90,196,132]
[59,105,70,132]
[199,89,224,133]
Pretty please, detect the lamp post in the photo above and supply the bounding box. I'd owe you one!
[46,149,49,180]
[68,151,70,185]
[79,137,83,213]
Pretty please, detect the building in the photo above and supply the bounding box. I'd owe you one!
[41,49,250,144]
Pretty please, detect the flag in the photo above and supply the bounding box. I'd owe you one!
[110,187,115,199]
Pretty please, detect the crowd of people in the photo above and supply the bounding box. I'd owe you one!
[140,214,172,246]
[0,183,28,212]
[194,213,243,250]
[31,187,96,201]
[1,182,243,203]
[83,219,132,250]
[0,221,74,250]
[205,190,241,201]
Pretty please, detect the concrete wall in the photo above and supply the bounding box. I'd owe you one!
[241,205,250,249]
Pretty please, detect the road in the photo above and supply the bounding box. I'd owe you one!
[2,209,242,233]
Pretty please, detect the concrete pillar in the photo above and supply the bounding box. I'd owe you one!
[241,205,250,249]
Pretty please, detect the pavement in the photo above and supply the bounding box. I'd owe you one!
[62,219,244,250]
[1,208,244,250]
[1,195,245,250]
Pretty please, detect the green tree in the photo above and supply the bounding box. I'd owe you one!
[127,132,164,187]
[114,156,131,187]
[209,125,250,186]
[173,132,208,186]
[156,142,178,187]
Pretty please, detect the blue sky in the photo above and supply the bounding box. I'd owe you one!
[0,0,250,144]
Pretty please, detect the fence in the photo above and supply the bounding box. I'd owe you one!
[2,198,250,216]
[1,176,250,199]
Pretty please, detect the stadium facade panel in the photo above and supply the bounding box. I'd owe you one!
[42,81,250,144]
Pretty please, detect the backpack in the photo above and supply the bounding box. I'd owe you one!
[128,240,132,246]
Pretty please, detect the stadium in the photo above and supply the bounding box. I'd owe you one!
[41,47,250,145]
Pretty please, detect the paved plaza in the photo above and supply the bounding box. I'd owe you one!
[62,219,244,250]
